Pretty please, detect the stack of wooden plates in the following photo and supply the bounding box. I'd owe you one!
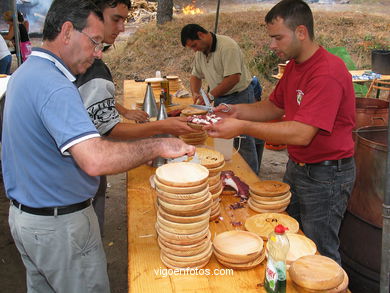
[179,107,208,146]
[265,233,317,267]
[248,180,291,213]
[154,162,213,269]
[289,255,349,293]
[145,77,164,98]
[244,213,299,240]
[213,231,265,269]
[196,147,225,221]
[166,75,181,94]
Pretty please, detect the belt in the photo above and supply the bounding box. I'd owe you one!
[11,199,92,216]
[295,157,353,167]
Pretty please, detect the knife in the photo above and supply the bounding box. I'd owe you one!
[189,104,213,113]
[168,152,200,164]
[200,88,212,107]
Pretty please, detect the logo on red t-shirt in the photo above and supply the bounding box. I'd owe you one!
[296,90,304,105]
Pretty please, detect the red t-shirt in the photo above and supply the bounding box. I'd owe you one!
[269,46,355,163]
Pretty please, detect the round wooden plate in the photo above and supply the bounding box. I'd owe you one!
[216,250,266,270]
[249,190,291,202]
[161,241,212,263]
[156,162,209,187]
[292,269,348,293]
[289,255,344,291]
[157,206,210,224]
[208,161,226,175]
[156,190,210,205]
[154,177,209,194]
[249,196,291,209]
[266,233,317,265]
[211,186,223,199]
[156,223,210,242]
[196,147,225,168]
[245,213,299,240]
[210,181,223,195]
[156,186,209,200]
[250,180,290,197]
[158,235,210,252]
[158,193,212,212]
[180,131,208,139]
[158,237,211,257]
[247,198,288,214]
[181,107,208,116]
[208,173,221,186]
[213,231,264,262]
[159,202,211,217]
[213,247,262,264]
[160,251,211,269]
[157,213,209,231]
[157,228,211,246]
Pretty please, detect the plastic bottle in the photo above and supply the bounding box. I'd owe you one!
[264,224,290,293]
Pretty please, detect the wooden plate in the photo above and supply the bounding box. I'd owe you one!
[158,228,211,246]
[213,247,262,264]
[156,162,209,187]
[154,177,209,194]
[158,235,210,252]
[156,186,209,200]
[208,173,221,186]
[250,180,290,197]
[249,196,291,209]
[208,162,226,175]
[158,193,212,212]
[160,251,211,269]
[158,237,211,257]
[266,233,317,265]
[159,202,211,217]
[161,241,212,262]
[211,186,223,199]
[180,136,208,145]
[249,190,291,202]
[156,223,210,243]
[210,181,223,195]
[292,269,349,293]
[157,213,209,231]
[196,147,225,168]
[180,131,208,139]
[181,106,208,116]
[157,190,210,205]
[213,231,264,262]
[215,250,266,270]
[247,198,288,214]
[245,213,299,240]
[157,206,210,224]
[289,255,344,291]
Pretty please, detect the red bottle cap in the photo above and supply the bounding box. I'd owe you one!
[274,224,289,234]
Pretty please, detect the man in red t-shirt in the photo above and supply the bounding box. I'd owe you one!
[205,0,356,264]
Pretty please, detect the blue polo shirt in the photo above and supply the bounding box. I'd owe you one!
[2,48,100,208]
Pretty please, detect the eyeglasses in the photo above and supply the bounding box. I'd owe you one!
[80,31,104,52]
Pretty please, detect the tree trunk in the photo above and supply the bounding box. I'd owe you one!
[157,0,173,25]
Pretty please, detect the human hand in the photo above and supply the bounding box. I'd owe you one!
[203,117,243,139]
[159,138,196,158]
[162,117,201,136]
[212,103,238,118]
[123,109,149,122]
[193,93,204,105]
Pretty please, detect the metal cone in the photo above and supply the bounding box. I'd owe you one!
[142,83,158,117]
[157,97,168,121]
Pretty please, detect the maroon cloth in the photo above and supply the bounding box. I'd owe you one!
[270,46,355,163]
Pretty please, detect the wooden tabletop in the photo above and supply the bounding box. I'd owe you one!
[124,80,304,293]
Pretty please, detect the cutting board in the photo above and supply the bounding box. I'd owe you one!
[289,255,344,290]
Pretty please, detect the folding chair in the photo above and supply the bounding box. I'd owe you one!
[365,79,390,99]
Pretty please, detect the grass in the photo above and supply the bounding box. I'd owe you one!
[104,7,390,99]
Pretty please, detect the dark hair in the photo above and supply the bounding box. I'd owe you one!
[180,24,208,47]
[91,0,131,10]
[265,0,314,40]
[43,0,103,41]
[17,12,24,23]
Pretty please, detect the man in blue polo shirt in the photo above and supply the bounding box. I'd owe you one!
[2,0,194,292]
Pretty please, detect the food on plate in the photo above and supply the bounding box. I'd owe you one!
[187,114,222,129]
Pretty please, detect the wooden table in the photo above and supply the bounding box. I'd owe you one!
[124,80,303,293]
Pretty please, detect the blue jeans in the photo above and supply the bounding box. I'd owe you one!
[284,158,356,264]
[215,85,263,174]
[0,54,12,75]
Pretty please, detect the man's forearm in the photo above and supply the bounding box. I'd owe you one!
[235,100,285,122]
[210,74,240,98]
[108,120,165,140]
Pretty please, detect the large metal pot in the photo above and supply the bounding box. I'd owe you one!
[372,50,390,75]
[355,98,388,130]
[340,125,387,293]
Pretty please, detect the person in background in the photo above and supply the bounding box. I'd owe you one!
[181,23,263,174]
[0,34,11,74]
[3,11,31,61]
[2,0,194,291]
[204,0,356,264]
[76,0,197,235]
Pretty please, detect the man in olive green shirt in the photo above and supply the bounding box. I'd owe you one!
[181,23,262,174]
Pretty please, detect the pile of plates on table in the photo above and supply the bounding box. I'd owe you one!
[196,147,225,221]
[179,107,208,146]
[145,77,164,97]
[213,230,265,270]
[166,75,181,94]
[289,255,349,293]
[154,162,213,269]
[244,213,299,240]
[248,180,291,213]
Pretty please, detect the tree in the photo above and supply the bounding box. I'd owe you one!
[157,0,173,25]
